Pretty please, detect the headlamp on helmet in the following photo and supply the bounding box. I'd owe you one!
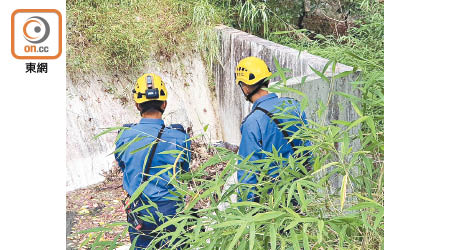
[145,75,159,99]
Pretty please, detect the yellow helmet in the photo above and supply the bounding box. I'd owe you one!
[133,73,168,104]
[235,56,272,86]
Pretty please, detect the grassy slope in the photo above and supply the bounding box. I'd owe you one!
[67,0,198,75]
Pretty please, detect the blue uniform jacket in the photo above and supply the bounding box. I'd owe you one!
[237,93,311,186]
[115,118,191,202]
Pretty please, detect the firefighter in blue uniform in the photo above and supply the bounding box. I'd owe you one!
[235,57,312,201]
[115,73,190,249]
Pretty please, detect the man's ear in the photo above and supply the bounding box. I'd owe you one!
[135,103,142,111]
[241,84,250,95]
[162,101,167,110]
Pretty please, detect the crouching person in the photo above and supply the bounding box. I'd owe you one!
[115,73,191,249]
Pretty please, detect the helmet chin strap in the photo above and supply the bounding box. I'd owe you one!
[239,82,264,102]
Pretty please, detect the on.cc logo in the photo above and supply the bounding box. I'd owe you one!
[11,9,61,60]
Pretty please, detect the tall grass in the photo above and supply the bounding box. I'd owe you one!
[191,0,221,74]
[67,0,197,74]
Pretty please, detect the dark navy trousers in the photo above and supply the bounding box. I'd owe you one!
[127,199,182,249]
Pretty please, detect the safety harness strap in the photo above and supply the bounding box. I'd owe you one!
[123,125,167,232]
[142,125,165,183]
[254,106,296,151]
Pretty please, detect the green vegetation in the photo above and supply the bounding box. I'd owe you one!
[269,1,384,131]
[71,0,384,248]
[67,0,200,74]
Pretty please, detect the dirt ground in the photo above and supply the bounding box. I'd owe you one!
[66,164,128,249]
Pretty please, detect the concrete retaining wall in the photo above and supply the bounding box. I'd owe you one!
[214,25,360,145]
[66,75,137,191]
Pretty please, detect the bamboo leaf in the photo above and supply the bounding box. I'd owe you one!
[154,215,193,232]
[185,134,203,142]
[270,223,276,250]
[362,155,374,178]
[309,65,330,83]
[285,219,301,231]
[351,101,363,117]
[158,150,182,155]
[114,136,144,155]
[374,209,384,229]
[332,60,337,75]
[317,220,324,243]
[78,227,112,234]
[231,201,270,209]
[280,236,286,250]
[252,211,284,222]
[303,223,310,250]
[249,222,256,250]
[340,173,348,211]
[130,142,152,155]
[301,75,308,84]
[126,179,151,209]
[333,70,354,80]
[354,193,382,206]
[322,60,332,74]
[346,116,369,131]
[366,116,377,137]
[283,206,300,219]
[296,182,307,212]
[273,57,287,85]
[226,222,248,250]
[286,182,296,207]
[348,201,383,211]
[211,220,242,229]
[334,91,361,102]
[291,229,300,249]
[311,161,339,176]
[94,126,126,139]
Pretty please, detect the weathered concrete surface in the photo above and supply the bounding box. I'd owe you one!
[214,25,360,145]
[67,54,222,191]
[282,74,360,127]
[66,75,137,191]
[144,55,222,141]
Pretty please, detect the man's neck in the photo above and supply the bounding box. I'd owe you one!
[142,112,162,119]
[250,89,269,103]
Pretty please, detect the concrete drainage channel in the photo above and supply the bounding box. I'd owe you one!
[66,25,359,249]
